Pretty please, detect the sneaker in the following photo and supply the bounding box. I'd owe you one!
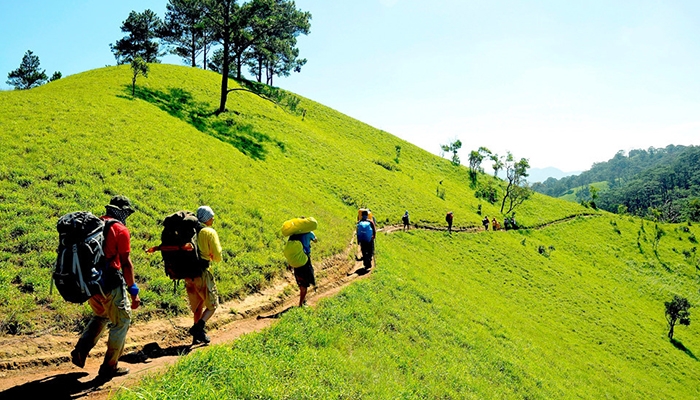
[98,365,130,379]
[70,349,86,368]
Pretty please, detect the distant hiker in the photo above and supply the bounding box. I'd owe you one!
[357,210,377,270]
[186,206,222,345]
[492,217,501,231]
[446,212,454,233]
[482,216,490,231]
[402,210,410,231]
[70,195,140,379]
[504,215,518,230]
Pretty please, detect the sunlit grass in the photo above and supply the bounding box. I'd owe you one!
[0,63,585,333]
[117,216,700,399]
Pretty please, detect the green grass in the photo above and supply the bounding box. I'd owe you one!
[0,64,586,334]
[116,216,700,399]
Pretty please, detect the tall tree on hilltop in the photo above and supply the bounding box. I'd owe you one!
[500,152,532,214]
[441,140,462,166]
[130,57,149,96]
[490,153,504,177]
[244,0,310,85]
[110,9,163,64]
[159,0,216,68]
[6,50,49,90]
[202,0,240,113]
[468,147,492,182]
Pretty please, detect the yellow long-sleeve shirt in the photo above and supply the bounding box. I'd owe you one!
[197,226,222,262]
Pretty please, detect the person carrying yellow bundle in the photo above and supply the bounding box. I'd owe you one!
[282,217,318,307]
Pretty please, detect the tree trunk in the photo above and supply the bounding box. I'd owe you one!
[191,32,197,67]
[219,35,230,114]
[500,183,512,214]
[668,321,675,339]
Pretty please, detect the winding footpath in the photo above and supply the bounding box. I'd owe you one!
[0,214,596,398]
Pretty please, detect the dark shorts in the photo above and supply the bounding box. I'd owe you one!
[293,258,316,288]
[359,240,374,269]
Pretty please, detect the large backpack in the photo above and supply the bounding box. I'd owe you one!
[53,211,118,304]
[357,220,373,243]
[160,211,203,280]
[284,234,309,268]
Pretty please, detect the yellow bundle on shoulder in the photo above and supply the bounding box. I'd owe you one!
[281,217,318,237]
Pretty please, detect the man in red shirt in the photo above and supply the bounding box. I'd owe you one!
[70,195,141,379]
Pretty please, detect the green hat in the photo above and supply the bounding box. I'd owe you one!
[106,195,135,213]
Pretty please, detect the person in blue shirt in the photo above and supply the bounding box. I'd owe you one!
[289,230,317,306]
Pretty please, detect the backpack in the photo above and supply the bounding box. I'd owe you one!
[284,235,309,268]
[53,211,118,304]
[446,213,453,223]
[357,220,373,243]
[160,211,203,280]
[357,208,374,222]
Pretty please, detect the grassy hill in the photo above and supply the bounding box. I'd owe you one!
[119,216,700,399]
[2,64,699,398]
[559,181,609,203]
[0,64,583,334]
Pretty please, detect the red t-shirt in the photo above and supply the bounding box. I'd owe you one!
[101,216,131,270]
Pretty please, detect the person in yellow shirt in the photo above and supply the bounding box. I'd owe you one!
[185,205,222,344]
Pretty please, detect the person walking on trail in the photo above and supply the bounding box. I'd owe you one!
[356,210,377,270]
[482,215,490,231]
[402,210,410,231]
[71,195,140,379]
[446,212,454,233]
[186,206,222,345]
[290,229,317,307]
[492,217,501,231]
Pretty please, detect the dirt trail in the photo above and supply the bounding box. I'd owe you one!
[0,215,593,398]
[0,233,374,399]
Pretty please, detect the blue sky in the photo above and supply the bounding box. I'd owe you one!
[2,0,699,172]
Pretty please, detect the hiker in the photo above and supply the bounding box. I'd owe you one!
[185,206,222,345]
[357,210,377,270]
[446,212,454,233]
[70,195,140,379]
[482,215,490,231]
[293,228,317,306]
[402,210,410,231]
[491,217,500,231]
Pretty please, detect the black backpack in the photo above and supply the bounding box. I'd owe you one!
[160,211,203,280]
[53,211,118,303]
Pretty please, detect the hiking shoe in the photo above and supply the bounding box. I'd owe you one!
[98,365,130,379]
[192,331,211,345]
[189,323,211,344]
[70,348,86,368]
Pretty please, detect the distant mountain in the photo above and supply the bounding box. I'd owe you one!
[527,167,581,184]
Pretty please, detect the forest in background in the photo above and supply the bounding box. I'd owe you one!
[533,145,700,222]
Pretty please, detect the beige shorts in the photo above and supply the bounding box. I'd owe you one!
[184,269,219,313]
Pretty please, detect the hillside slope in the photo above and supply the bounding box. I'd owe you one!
[0,64,586,334]
[120,216,700,399]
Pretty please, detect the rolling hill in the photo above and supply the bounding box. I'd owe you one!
[1,65,698,398]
